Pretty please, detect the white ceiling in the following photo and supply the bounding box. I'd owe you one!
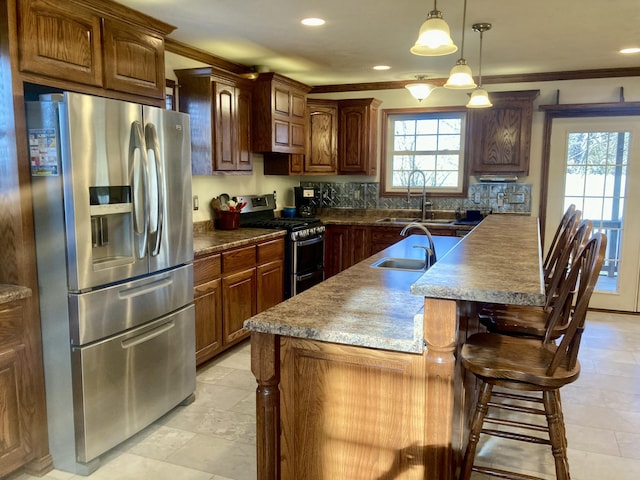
[117,0,640,87]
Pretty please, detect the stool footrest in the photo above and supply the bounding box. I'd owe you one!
[472,464,547,480]
[481,427,551,445]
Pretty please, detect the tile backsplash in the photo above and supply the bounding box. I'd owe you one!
[300,181,532,214]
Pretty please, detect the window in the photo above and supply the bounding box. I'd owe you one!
[381,109,467,196]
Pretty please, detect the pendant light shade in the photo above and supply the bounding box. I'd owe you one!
[444,59,476,89]
[466,23,493,109]
[405,76,437,102]
[444,0,476,89]
[410,1,457,56]
[467,88,493,108]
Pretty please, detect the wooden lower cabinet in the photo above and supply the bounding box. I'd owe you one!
[222,268,257,345]
[193,237,284,366]
[0,297,50,477]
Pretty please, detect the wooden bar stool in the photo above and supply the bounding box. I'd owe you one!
[543,205,578,285]
[479,219,592,339]
[458,233,606,480]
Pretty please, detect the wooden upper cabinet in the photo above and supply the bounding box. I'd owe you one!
[306,99,338,174]
[338,98,382,176]
[17,0,103,86]
[16,0,174,99]
[176,67,253,174]
[252,72,311,154]
[102,18,165,98]
[468,90,540,176]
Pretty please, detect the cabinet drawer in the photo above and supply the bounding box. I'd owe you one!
[222,245,256,273]
[258,238,285,264]
[194,254,221,285]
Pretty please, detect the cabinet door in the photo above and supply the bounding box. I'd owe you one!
[257,260,284,313]
[468,90,539,175]
[236,84,253,171]
[18,0,103,86]
[370,227,404,255]
[213,81,237,171]
[351,226,371,265]
[102,18,165,99]
[0,302,29,477]
[306,101,338,174]
[324,225,352,278]
[194,278,222,366]
[338,99,380,175]
[222,268,256,344]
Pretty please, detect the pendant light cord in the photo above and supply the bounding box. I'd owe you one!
[460,0,467,57]
[478,29,484,87]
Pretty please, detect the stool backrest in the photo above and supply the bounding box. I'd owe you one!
[544,208,581,288]
[545,233,607,375]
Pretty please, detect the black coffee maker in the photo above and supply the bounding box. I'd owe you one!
[294,186,320,218]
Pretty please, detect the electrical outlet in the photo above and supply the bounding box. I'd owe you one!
[473,192,481,204]
[193,195,199,211]
[497,192,505,207]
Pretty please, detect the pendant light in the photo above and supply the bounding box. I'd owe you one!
[410,0,458,56]
[467,23,493,108]
[405,76,437,102]
[443,0,476,89]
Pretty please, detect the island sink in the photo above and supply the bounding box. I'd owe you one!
[370,257,427,271]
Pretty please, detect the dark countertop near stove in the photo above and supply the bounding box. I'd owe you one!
[193,225,287,258]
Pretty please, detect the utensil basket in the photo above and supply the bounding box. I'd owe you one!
[216,210,240,230]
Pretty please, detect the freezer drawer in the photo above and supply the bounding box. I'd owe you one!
[71,305,195,463]
[69,264,193,345]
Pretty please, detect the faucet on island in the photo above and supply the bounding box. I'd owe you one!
[400,222,437,269]
[406,169,433,222]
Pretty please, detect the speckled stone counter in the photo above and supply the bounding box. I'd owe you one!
[411,214,545,305]
[193,228,286,257]
[0,284,32,304]
[244,234,461,353]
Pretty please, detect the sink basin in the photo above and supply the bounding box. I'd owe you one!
[370,257,426,271]
[375,217,420,223]
[375,217,454,225]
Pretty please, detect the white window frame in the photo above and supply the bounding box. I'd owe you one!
[381,108,468,196]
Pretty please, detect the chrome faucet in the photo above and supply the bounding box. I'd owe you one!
[406,169,432,222]
[400,222,437,269]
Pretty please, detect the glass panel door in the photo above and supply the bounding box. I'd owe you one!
[547,117,640,312]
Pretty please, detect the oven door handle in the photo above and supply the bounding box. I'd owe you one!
[295,235,324,247]
[297,270,323,282]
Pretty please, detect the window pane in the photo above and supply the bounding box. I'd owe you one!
[386,111,465,195]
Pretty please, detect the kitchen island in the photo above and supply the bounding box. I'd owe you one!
[244,215,544,480]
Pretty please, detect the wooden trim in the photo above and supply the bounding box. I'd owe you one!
[379,106,470,198]
[311,67,640,94]
[69,0,176,35]
[165,38,252,76]
[538,101,640,245]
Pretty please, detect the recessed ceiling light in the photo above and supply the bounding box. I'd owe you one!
[620,47,640,54]
[373,65,391,70]
[301,18,325,27]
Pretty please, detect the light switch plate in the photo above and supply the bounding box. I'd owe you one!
[508,193,525,204]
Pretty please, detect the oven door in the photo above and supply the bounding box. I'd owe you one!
[291,233,324,296]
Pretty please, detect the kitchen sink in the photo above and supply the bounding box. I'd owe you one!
[370,257,426,271]
[375,217,454,225]
[375,217,420,223]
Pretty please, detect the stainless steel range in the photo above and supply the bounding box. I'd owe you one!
[237,194,325,298]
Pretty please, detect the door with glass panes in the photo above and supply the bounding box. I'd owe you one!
[547,116,640,312]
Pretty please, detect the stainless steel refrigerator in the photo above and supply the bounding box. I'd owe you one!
[26,92,195,475]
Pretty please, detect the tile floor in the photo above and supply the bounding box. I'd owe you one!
[12,310,640,480]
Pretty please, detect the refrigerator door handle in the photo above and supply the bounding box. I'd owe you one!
[130,121,149,260]
[145,123,164,257]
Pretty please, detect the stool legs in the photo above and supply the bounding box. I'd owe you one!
[543,390,570,480]
[459,381,493,480]
[459,385,571,480]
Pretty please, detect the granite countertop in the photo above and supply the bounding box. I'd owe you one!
[244,214,545,354]
[194,228,287,257]
[244,234,461,354]
[317,208,474,230]
[411,214,545,305]
[0,285,32,305]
